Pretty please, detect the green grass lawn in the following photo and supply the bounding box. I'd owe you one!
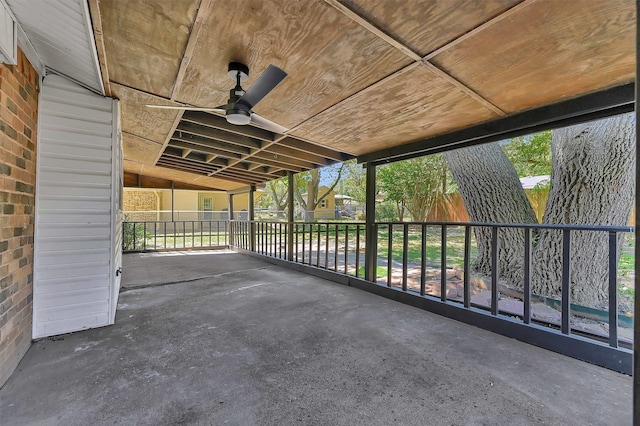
[376,227,477,269]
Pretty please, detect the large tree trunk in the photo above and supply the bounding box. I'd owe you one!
[444,143,538,287]
[532,114,636,306]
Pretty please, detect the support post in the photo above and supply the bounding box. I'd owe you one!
[364,163,377,282]
[287,171,295,261]
[228,193,234,247]
[633,3,639,421]
[249,185,256,252]
[171,180,175,222]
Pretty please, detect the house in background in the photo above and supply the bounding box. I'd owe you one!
[124,188,264,221]
[335,194,363,218]
[300,185,337,219]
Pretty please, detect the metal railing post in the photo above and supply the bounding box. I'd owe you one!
[228,193,234,247]
[387,224,393,287]
[421,224,427,296]
[561,229,571,334]
[249,185,256,252]
[608,231,618,347]
[523,227,532,324]
[287,171,295,261]
[463,225,471,308]
[490,226,499,315]
[440,224,447,301]
[364,163,377,281]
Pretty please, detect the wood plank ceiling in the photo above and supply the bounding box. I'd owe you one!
[90,0,636,190]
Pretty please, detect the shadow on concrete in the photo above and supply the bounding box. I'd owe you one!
[0,251,632,425]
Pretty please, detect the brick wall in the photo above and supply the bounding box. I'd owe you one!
[0,48,39,387]
[123,189,159,221]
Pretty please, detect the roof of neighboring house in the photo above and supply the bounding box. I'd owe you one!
[520,175,550,189]
[335,194,353,200]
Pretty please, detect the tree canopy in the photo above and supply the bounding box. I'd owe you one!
[501,131,552,177]
[293,165,343,221]
[377,155,447,222]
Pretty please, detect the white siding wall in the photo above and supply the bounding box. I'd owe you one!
[110,103,123,323]
[34,75,120,338]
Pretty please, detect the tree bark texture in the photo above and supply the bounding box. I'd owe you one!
[444,143,538,286]
[532,114,636,305]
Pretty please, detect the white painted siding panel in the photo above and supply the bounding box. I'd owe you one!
[7,0,104,93]
[34,74,118,338]
[35,275,110,295]
[39,313,110,338]
[109,101,123,323]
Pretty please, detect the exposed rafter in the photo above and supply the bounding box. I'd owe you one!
[171,0,214,100]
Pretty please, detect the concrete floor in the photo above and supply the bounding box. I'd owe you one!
[0,250,632,425]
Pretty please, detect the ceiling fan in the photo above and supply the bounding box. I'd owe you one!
[146,62,288,133]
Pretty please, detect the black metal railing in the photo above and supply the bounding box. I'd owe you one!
[232,220,634,355]
[369,221,634,349]
[126,218,634,372]
[123,220,229,252]
[232,221,367,277]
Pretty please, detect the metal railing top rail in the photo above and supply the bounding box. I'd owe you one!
[233,219,633,233]
[125,219,229,223]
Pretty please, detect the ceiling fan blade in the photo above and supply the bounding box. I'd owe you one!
[145,104,227,112]
[237,65,287,109]
[250,113,289,134]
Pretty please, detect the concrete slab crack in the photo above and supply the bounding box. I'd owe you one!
[119,266,274,292]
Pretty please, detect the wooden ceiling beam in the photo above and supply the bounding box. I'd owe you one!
[208,134,287,179]
[218,167,283,181]
[250,151,315,170]
[214,172,263,185]
[172,135,249,155]
[165,152,278,181]
[176,122,262,149]
[170,139,307,171]
[171,0,214,100]
[158,161,241,180]
[159,156,217,172]
[182,111,275,142]
[263,144,332,166]
[220,167,283,180]
[160,153,218,169]
[157,161,212,175]
[123,171,215,190]
[169,139,243,159]
[223,162,283,179]
[276,136,351,162]
[164,150,228,167]
[241,154,305,172]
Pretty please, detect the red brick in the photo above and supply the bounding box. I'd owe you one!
[0,47,38,387]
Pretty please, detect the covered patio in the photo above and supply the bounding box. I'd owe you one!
[0,0,638,424]
[0,250,631,425]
